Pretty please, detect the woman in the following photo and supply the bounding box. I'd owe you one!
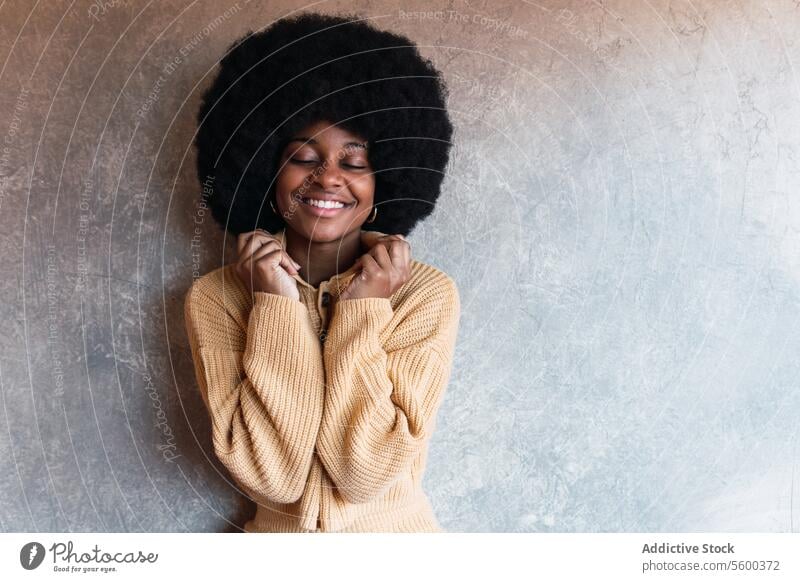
[184,12,459,532]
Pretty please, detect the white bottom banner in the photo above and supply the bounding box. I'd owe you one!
[1,533,797,581]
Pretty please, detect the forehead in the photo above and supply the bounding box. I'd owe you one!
[286,120,367,150]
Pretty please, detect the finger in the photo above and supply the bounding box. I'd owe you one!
[237,231,258,256]
[236,235,263,272]
[369,243,393,272]
[359,252,381,277]
[251,249,300,298]
[250,231,301,271]
[360,230,388,250]
[378,234,405,255]
[237,240,262,286]
[278,249,301,275]
[251,245,299,276]
[240,231,267,260]
[340,277,359,300]
[240,230,281,262]
[388,239,406,270]
[247,241,280,267]
[236,233,260,268]
[400,237,411,270]
[236,234,278,279]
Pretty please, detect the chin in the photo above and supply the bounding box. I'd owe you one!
[292,221,357,242]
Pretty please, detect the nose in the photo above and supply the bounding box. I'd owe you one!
[314,157,345,189]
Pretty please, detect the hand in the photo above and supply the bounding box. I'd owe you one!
[235,229,302,301]
[358,230,408,256]
[339,233,411,301]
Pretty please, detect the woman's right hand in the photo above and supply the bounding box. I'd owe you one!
[235,229,302,301]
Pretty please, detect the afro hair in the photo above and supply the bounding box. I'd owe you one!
[194,11,454,237]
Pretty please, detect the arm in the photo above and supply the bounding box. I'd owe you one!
[316,276,460,504]
[184,284,325,504]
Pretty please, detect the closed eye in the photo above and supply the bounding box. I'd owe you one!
[290,157,367,170]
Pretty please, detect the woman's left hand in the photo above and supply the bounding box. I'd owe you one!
[339,234,411,300]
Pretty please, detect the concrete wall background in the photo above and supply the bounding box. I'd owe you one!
[1,0,799,532]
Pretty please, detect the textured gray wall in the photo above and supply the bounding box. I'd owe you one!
[1,0,798,533]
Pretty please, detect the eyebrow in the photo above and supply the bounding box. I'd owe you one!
[286,137,368,150]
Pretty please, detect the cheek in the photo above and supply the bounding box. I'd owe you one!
[352,175,376,202]
[275,166,305,194]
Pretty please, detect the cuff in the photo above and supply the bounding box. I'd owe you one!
[330,297,394,338]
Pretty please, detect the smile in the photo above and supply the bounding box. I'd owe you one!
[299,197,355,216]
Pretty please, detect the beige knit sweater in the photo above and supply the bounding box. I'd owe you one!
[183,228,460,532]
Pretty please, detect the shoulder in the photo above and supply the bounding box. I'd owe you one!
[186,264,245,304]
[389,257,460,321]
[184,264,251,332]
[402,258,460,304]
[380,258,460,353]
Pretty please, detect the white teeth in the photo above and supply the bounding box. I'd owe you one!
[303,198,346,209]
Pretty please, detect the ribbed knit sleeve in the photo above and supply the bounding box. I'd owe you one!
[316,275,460,504]
[184,285,325,504]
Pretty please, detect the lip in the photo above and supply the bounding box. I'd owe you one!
[296,191,351,202]
[297,196,355,217]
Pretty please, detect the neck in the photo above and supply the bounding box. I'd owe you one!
[283,227,364,287]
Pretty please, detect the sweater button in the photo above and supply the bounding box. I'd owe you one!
[321,292,330,307]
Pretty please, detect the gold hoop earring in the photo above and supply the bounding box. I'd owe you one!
[366,205,378,223]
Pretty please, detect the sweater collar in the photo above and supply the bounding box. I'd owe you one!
[274,227,363,293]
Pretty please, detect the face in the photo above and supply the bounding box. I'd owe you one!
[274,119,375,242]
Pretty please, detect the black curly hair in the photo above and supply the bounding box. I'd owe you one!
[194,11,454,237]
